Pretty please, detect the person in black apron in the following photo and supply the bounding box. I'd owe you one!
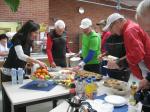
[46,20,70,67]
[1,20,46,112]
[106,35,130,82]
[99,34,130,82]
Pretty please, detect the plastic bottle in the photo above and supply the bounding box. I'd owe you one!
[17,68,24,84]
[75,77,85,98]
[85,79,93,99]
[92,76,98,98]
[130,82,138,95]
[11,68,17,85]
[129,81,137,105]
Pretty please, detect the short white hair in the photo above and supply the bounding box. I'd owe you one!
[54,20,65,29]
[136,0,150,16]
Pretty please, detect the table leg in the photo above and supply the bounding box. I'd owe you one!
[2,85,11,112]
[14,106,26,112]
[53,100,58,108]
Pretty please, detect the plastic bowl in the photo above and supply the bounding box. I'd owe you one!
[35,79,49,88]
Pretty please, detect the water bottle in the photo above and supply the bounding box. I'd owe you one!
[76,77,85,98]
[75,76,79,92]
[11,68,17,85]
[17,68,24,84]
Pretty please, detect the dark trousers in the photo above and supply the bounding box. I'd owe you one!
[84,64,100,74]
[142,105,150,112]
[1,73,26,112]
[1,74,11,112]
[54,58,67,67]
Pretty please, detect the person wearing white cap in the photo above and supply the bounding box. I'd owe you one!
[74,18,101,73]
[46,20,71,67]
[103,13,150,82]
[136,0,150,36]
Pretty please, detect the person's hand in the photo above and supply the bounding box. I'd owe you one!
[107,59,120,69]
[37,60,47,68]
[98,52,107,62]
[50,62,56,68]
[98,54,104,62]
[74,50,82,57]
[138,78,150,90]
[72,66,81,71]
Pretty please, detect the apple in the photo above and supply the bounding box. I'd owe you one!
[39,75,44,79]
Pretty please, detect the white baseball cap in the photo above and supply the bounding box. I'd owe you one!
[103,13,124,31]
[80,18,92,29]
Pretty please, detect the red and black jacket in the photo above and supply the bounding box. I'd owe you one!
[46,29,70,64]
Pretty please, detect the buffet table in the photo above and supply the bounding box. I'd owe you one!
[50,77,143,112]
[2,67,142,112]
[2,79,71,112]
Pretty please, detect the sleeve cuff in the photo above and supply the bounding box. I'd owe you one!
[78,61,85,68]
[146,72,150,82]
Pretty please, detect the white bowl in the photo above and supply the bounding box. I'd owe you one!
[70,57,81,67]
[35,80,49,88]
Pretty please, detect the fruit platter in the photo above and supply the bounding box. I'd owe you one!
[47,69,75,88]
[55,77,75,88]
[31,67,54,87]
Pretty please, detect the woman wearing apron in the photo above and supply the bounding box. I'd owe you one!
[1,20,46,112]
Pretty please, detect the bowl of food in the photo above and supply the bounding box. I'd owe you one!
[31,67,53,87]
[110,82,130,96]
[70,57,81,67]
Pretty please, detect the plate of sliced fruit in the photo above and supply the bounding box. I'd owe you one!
[31,67,54,87]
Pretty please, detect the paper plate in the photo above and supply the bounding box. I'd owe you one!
[104,95,127,107]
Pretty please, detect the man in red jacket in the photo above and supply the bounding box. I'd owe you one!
[46,20,70,67]
[103,13,150,81]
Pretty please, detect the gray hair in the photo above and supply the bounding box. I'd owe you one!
[54,20,65,29]
[136,0,150,16]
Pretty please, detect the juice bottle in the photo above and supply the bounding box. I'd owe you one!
[85,79,93,99]
[91,76,98,97]
[129,81,137,105]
